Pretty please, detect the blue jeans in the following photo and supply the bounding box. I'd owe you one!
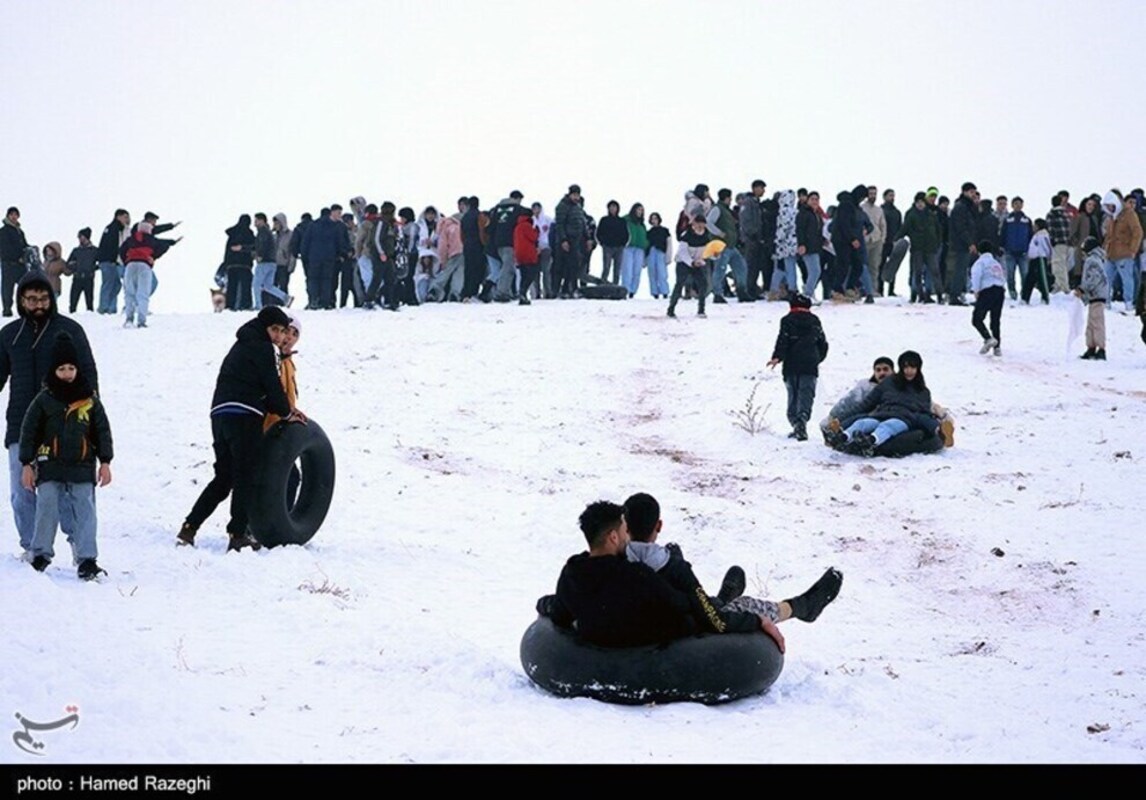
[123,262,153,325]
[8,444,37,550]
[1003,253,1028,299]
[485,254,502,284]
[647,249,669,296]
[714,246,748,297]
[31,481,97,562]
[1105,258,1136,307]
[254,262,288,308]
[845,417,908,445]
[770,256,799,294]
[98,261,120,313]
[801,253,822,299]
[620,246,645,295]
[357,256,374,299]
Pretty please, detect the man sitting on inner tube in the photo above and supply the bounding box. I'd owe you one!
[536,499,843,652]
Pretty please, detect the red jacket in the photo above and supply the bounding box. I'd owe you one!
[513,215,539,266]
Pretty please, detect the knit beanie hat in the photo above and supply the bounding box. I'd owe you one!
[286,312,302,334]
[789,293,813,309]
[1082,236,1100,254]
[257,307,291,328]
[51,333,79,370]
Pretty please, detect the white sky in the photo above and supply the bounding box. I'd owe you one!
[1,0,1142,311]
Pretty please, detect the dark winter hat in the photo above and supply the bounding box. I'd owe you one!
[1082,236,1100,254]
[510,190,524,200]
[873,356,894,370]
[78,227,92,240]
[257,307,291,329]
[897,350,923,370]
[51,333,79,370]
[789,293,813,309]
[568,184,581,195]
[144,211,159,222]
[961,182,977,193]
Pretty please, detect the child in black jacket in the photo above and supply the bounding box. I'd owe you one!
[19,333,113,579]
[767,293,829,440]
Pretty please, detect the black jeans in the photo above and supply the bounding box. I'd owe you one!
[185,414,264,535]
[972,285,1004,343]
[69,271,95,312]
[668,263,709,313]
[225,266,253,310]
[557,239,586,296]
[2,261,25,315]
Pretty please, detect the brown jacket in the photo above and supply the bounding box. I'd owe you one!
[1105,208,1144,261]
[42,242,66,295]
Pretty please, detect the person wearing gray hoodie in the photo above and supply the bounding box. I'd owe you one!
[1076,237,1108,360]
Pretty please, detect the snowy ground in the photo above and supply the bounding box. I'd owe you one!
[3,293,1144,764]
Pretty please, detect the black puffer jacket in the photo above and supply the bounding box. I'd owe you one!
[0,272,98,447]
[771,308,829,378]
[855,375,935,433]
[19,376,113,484]
[209,318,291,418]
[223,216,256,267]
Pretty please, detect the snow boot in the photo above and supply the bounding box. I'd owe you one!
[1094,349,1106,361]
[785,567,844,622]
[227,531,262,552]
[1079,348,1095,360]
[77,559,107,581]
[717,566,747,605]
[176,522,197,547]
[31,555,51,572]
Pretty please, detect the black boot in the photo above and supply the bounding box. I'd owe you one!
[1079,348,1095,360]
[717,566,746,604]
[1094,348,1106,360]
[785,567,843,622]
[77,559,107,581]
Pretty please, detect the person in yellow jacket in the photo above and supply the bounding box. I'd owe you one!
[264,313,303,431]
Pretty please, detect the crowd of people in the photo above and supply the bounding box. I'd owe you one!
[2,181,1143,322]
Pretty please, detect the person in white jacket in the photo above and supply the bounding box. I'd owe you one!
[970,239,1007,356]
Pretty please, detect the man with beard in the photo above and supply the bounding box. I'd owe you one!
[0,272,98,558]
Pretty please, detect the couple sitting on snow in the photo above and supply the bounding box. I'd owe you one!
[536,493,842,652]
[820,350,955,457]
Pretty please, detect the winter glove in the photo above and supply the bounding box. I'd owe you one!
[535,594,557,618]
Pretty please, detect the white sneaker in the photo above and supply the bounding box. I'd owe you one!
[979,338,998,354]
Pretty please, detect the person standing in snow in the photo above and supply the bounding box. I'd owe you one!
[1101,190,1144,313]
[0,207,29,317]
[766,292,829,441]
[667,215,713,318]
[19,333,112,580]
[969,239,1006,357]
[1076,237,1108,360]
[65,228,99,313]
[0,272,98,558]
[177,307,304,552]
